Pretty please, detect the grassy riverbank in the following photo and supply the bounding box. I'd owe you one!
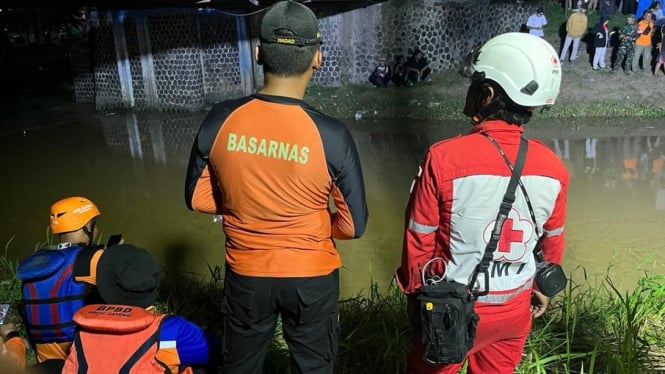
[305,77,665,123]
[2,242,665,373]
[163,268,665,373]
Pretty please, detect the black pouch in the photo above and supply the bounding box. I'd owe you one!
[535,262,567,297]
[417,280,479,365]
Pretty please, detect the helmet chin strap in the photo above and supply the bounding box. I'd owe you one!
[82,219,97,247]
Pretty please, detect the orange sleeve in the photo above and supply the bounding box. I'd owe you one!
[190,165,223,214]
[2,337,26,372]
[330,186,355,239]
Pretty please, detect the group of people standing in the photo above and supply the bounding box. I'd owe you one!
[611,4,665,75]
[3,1,570,374]
[368,49,432,87]
[554,1,665,75]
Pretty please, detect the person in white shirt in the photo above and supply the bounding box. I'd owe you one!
[526,6,548,38]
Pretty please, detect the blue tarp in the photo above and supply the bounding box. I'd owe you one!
[636,0,650,18]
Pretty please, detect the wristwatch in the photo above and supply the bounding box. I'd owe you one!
[2,331,20,343]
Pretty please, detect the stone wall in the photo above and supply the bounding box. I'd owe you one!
[72,0,531,111]
[337,0,531,78]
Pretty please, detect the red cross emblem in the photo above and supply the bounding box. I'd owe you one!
[498,218,524,253]
[483,208,534,262]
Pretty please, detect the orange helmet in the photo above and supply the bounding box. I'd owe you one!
[49,196,101,234]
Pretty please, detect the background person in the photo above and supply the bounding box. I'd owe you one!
[632,10,654,72]
[560,7,588,64]
[405,48,432,84]
[395,32,569,374]
[585,0,599,13]
[526,6,548,37]
[653,24,665,74]
[611,14,638,74]
[368,57,392,87]
[651,1,664,20]
[621,0,637,15]
[392,54,408,86]
[593,16,611,70]
[184,1,368,373]
[599,0,617,19]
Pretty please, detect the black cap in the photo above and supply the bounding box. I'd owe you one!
[96,244,160,309]
[260,1,321,46]
[537,6,545,13]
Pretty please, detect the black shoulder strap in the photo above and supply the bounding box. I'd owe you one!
[73,331,89,374]
[487,135,544,260]
[469,135,528,298]
[120,316,171,374]
[119,329,162,374]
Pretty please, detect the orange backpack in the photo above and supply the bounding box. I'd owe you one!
[62,304,170,374]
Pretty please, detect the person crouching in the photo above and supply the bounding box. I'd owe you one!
[62,245,215,374]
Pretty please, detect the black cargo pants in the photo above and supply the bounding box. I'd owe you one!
[220,267,340,374]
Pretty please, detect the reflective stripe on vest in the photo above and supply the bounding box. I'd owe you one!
[476,278,534,304]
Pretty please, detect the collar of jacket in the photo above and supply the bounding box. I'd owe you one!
[469,120,525,136]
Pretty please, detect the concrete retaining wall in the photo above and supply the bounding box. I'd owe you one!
[71,0,532,111]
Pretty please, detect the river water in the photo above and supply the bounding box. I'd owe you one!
[2,107,665,297]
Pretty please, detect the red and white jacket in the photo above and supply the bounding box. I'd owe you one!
[396,120,569,309]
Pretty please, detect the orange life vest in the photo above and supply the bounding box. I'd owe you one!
[62,304,170,374]
[623,158,638,180]
[653,158,664,175]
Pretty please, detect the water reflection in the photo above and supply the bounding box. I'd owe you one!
[2,111,665,297]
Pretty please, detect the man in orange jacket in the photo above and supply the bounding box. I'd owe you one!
[184,1,368,373]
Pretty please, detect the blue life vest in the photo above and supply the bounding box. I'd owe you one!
[17,245,87,344]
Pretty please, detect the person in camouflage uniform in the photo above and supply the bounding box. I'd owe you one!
[612,14,638,75]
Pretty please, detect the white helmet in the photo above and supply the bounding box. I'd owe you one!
[462,32,561,107]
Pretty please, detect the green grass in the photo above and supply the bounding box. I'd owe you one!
[3,240,665,373]
[305,81,665,123]
[0,238,21,306]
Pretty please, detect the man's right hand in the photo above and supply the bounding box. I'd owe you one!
[530,290,550,318]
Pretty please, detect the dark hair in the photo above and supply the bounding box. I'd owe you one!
[469,80,533,126]
[259,29,319,77]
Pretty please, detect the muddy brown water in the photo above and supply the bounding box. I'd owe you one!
[2,108,665,297]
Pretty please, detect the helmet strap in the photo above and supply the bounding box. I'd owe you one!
[82,219,97,247]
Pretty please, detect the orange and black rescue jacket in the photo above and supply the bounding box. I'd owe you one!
[185,94,369,278]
